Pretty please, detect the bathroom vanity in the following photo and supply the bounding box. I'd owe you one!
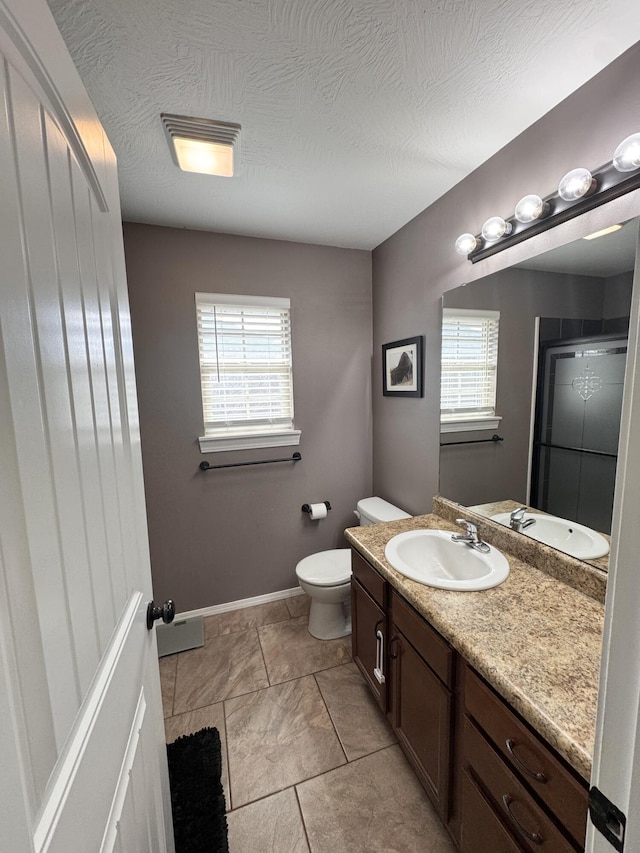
[346,497,603,852]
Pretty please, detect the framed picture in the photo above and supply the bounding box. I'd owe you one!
[382,336,424,397]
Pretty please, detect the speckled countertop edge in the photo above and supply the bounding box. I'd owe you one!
[345,512,604,782]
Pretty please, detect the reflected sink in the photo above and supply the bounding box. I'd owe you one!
[384,529,510,591]
[490,512,609,560]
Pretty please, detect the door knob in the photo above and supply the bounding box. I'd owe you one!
[146,599,175,630]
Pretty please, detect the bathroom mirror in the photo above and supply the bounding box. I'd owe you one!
[439,218,638,571]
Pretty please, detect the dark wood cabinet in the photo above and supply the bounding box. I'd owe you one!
[349,548,589,852]
[351,552,388,711]
[462,716,577,852]
[460,770,522,853]
[389,589,454,821]
[390,624,452,818]
[462,664,588,852]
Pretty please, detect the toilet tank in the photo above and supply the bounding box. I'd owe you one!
[356,497,411,526]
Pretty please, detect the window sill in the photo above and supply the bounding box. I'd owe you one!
[440,416,502,434]
[198,429,302,453]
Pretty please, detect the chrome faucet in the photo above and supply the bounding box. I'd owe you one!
[509,506,537,533]
[451,519,491,554]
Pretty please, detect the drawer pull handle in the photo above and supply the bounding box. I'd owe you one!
[502,794,543,845]
[388,635,399,660]
[505,738,547,782]
[374,624,386,684]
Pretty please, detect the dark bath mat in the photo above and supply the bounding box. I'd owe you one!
[166,726,229,853]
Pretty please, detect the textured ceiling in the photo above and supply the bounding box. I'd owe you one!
[48,0,640,249]
[518,219,638,277]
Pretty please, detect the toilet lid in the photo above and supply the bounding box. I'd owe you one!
[296,549,352,586]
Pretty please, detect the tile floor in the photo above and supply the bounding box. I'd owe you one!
[160,595,456,853]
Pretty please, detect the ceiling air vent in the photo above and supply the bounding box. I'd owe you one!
[161,113,241,177]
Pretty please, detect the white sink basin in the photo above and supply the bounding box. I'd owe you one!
[384,529,510,591]
[490,512,609,560]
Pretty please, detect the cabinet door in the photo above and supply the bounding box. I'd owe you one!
[351,577,387,710]
[391,630,452,820]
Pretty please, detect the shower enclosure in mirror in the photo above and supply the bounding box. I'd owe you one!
[532,333,627,536]
[440,218,638,570]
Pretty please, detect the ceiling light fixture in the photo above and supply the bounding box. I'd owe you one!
[583,224,623,240]
[454,130,640,262]
[162,113,241,177]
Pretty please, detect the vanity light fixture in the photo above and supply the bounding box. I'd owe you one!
[455,233,481,255]
[583,224,623,240]
[613,133,640,172]
[557,168,596,202]
[514,194,549,224]
[161,113,241,177]
[481,216,512,242]
[454,130,640,262]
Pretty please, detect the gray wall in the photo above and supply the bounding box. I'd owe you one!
[440,269,604,506]
[124,224,372,611]
[604,271,634,320]
[372,42,640,514]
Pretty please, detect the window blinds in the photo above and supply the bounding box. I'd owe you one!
[196,294,294,433]
[441,309,500,419]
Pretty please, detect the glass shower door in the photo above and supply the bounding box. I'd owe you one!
[531,335,627,535]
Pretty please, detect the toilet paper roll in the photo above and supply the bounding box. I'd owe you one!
[308,502,328,520]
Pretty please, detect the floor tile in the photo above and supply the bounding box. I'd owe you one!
[315,662,396,760]
[159,655,177,719]
[285,593,311,618]
[173,629,269,714]
[164,702,229,797]
[204,600,290,639]
[225,675,346,808]
[258,616,351,684]
[227,788,309,853]
[297,746,456,853]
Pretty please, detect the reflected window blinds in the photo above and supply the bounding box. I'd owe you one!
[441,309,500,421]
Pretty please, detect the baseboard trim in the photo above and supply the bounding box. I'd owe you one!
[175,586,304,621]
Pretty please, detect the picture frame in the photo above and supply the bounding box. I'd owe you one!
[382,335,424,397]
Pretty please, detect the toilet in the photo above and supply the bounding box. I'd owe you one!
[295,497,411,640]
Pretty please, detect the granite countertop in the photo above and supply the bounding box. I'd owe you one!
[344,510,604,782]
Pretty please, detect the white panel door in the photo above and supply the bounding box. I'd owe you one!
[0,0,173,851]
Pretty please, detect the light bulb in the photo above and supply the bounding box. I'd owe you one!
[514,194,549,224]
[558,168,595,201]
[613,133,640,172]
[455,233,479,255]
[481,216,512,242]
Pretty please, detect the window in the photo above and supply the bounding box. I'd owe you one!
[440,308,501,433]
[196,293,301,452]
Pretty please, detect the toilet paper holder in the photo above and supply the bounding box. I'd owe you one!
[302,501,332,513]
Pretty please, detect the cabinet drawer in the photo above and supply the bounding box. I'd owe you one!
[463,717,576,852]
[461,770,522,853]
[351,550,385,608]
[391,590,454,688]
[465,666,587,848]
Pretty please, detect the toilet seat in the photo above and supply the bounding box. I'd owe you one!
[295,549,351,587]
